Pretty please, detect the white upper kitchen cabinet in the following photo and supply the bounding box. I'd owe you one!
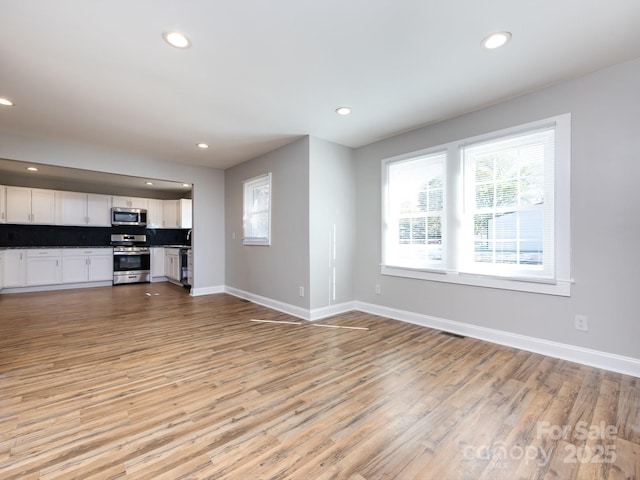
[163,200,178,228]
[146,198,164,228]
[112,196,149,209]
[163,199,192,228]
[55,191,86,225]
[86,194,112,226]
[6,186,56,224]
[56,192,112,226]
[0,185,6,223]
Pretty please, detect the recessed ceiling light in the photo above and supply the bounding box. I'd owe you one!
[0,98,14,106]
[163,31,191,49]
[182,183,190,187]
[482,31,512,50]
[26,167,38,171]
[196,143,209,149]
[145,181,154,185]
[335,106,352,116]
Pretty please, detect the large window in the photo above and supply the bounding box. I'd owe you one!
[243,172,272,245]
[382,114,571,295]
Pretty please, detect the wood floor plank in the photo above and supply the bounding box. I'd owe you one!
[0,283,638,479]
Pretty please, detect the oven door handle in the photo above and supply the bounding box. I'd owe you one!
[114,251,148,256]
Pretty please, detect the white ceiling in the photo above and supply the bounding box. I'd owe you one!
[1,0,640,170]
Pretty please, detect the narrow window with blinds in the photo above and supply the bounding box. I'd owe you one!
[462,127,556,279]
[243,172,272,245]
[381,113,571,296]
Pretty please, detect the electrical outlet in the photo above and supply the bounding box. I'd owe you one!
[375,284,381,295]
[299,286,305,297]
[575,314,589,332]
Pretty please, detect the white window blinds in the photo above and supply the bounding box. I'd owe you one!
[462,127,556,279]
[243,172,272,245]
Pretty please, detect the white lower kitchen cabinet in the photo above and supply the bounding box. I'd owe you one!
[165,248,180,283]
[62,248,113,283]
[0,251,4,289]
[151,247,165,280]
[3,250,27,287]
[26,249,62,286]
[0,185,6,223]
[87,253,112,281]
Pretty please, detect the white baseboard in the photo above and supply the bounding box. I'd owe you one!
[224,287,311,319]
[354,301,640,378]
[309,301,356,321]
[1,281,112,294]
[190,285,225,296]
[224,287,355,321]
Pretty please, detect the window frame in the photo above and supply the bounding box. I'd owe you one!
[243,172,272,246]
[381,114,571,296]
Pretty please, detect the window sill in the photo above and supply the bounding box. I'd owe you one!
[381,265,572,296]
[243,241,271,246]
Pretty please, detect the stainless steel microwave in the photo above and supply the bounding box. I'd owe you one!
[111,207,147,226]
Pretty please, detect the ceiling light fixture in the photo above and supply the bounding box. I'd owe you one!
[0,98,14,106]
[145,181,154,186]
[163,31,191,49]
[196,143,209,149]
[335,106,352,116]
[482,31,512,50]
[26,167,38,171]
[182,183,190,187]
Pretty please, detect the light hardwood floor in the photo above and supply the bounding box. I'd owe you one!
[0,283,638,479]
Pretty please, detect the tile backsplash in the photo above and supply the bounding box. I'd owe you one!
[0,224,190,247]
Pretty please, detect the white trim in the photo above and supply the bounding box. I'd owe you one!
[225,286,311,319]
[190,285,225,296]
[224,286,354,321]
[354,300,640,378]
[381,265,572,296]
[309,301,356,321]
[1,281,112,294]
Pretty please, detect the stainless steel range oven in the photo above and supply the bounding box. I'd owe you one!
[111,234,151,285]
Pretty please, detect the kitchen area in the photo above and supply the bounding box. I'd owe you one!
[0,159,194,294]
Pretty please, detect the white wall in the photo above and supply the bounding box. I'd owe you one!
[225,137,311,308]
[309,137,355,310]
[354,57,640,360]
[0,131,225,291]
